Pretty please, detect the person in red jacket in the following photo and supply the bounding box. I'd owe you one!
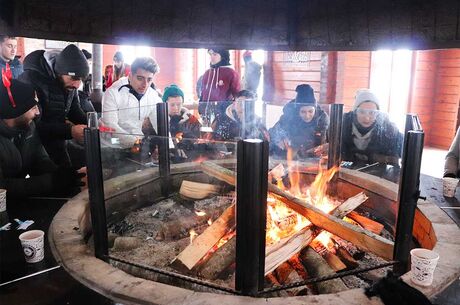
[198,49,240,125]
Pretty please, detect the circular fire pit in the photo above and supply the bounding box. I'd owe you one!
[49,162,460,304]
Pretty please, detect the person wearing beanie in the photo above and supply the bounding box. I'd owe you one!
[341,89,402,166]
[269,83,329,159]
[142,84,201,163]
[0,77,85,199]
[242,50,262,94]
[19,44,89,167]
[198,48,241,124]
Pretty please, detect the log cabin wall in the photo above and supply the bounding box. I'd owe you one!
[409,50,439,147]
[334,52,371,109]
[270,51,322,105]
[430,50,460,148]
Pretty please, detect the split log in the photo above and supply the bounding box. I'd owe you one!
[335,246,359,269]
[198,236,236,280]
[347,211,384,235]
[299,246,348,294]
[269,187,394,260]
[157,205,228,241]
[274,262,310,296]
[112,237,142,251]
[309,239,347,272]
[171,204,235,270]
[179,180,220,200]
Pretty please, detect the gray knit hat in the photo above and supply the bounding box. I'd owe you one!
[54,44,89,78]
[353,89,380,110]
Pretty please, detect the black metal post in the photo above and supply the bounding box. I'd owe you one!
[235,139,269,296]
[156,103,170,197]
[327,104,343,169]
[393,130,424,275]
[242,98,256,139]
[84,126,108,261]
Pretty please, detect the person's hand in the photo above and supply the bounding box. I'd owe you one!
[276,138,289,150]
[52,167,86,196]
[71,124,87,143]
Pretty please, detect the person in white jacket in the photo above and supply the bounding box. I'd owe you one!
[101,57,162,149]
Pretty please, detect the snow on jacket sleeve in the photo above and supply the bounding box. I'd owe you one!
[445,127,460,177]
[101,88,138,148]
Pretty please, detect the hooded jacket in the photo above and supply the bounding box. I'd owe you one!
[341,111,403,164]
[18,50,87,166]
[101,77,162,149]
[198,60,241,116]
[0,57,23,79]
[0,121,59,198]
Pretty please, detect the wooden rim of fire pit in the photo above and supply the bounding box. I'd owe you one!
[49,163,460,305]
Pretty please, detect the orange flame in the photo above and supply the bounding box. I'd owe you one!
[314,231,335,252]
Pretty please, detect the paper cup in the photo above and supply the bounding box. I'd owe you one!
[0,189,6,212]
[442,177,459,197]
[410,248,439,287]
[19,230,45,263]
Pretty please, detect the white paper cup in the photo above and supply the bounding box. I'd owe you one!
[410,248,439,287]
[19,230,45,263]
[0,189,6,212]
[442,177,459,197]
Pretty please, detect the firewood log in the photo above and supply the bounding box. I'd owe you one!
[179,180,220,200]
[299,246,348,294]
[198,237,236,280]
[347,211,384,235]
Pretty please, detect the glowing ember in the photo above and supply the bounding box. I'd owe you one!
[207,218,213,226]
[195,210,207,217]
[189,229,198,244]
[315,231,335,252]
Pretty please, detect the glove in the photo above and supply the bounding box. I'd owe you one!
[51,167,86,196]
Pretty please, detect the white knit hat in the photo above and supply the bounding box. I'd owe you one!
[353,89,380,110]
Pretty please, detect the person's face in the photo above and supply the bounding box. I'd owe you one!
[60,75,83,91]
[167,96,183,116]
[208,50,222,65]
[356,101,378,128]
[299,106,316,123]
[14,105,40,130]
[128,68,154,95]
[233,96,247,118]
[0,38,17,62]
[113,58,123,68]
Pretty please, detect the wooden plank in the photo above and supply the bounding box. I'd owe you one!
[269,185,393,260]
[201,162,393,260]
[172,204,235,270]
[347,211,384,235]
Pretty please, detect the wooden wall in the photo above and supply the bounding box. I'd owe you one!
[334,51,371,109]
[430,50,460,148]
[270,51,322,104]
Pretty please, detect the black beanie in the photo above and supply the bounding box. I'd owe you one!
[54,44,89,78]
[0,79,37,119]
[209,49,230,66]
[295,84,316,106]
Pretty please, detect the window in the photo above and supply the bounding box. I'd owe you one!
[370,49,413,129]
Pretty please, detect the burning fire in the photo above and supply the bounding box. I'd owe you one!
[265,156,339,246]
[314,231,335,252]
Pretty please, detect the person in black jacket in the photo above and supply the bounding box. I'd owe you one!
[341,89,403,166]
[0,77,85,200]
[19,44,89,167]
[269,84,329,159]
